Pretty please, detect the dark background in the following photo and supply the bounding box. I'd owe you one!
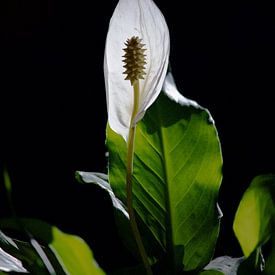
[0,1,275,272]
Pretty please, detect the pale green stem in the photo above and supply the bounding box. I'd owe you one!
[126,81,152,275]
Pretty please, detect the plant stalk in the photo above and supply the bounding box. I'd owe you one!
[126,81,152,275]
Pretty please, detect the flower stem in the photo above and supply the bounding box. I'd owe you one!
[126,81,152,275]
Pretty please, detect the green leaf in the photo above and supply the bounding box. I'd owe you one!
[233,174,275,258]
[107,73,223,272]
[0,219,105,275]
[50,227,105,275]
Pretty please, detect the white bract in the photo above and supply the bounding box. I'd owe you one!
[104,0,170,142]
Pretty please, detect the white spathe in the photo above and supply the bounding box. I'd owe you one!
[104,0,170,142]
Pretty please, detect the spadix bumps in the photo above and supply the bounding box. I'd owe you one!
[123,36,146,86]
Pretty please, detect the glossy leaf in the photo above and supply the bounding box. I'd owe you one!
[233,174,275,257]
[0,247,26,273]
[0,231,18,249]
[107,77,223,272]
[0,230,28,273]
[202,256,243,275]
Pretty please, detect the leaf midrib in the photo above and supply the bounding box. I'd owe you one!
[156,103,175,270]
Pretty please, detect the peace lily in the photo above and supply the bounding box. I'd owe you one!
[104,0,170,142]
[104,1,169,273]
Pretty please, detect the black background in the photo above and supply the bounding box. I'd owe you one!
[0,1,275,272]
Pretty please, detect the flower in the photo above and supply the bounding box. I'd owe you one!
[104,0,170,142]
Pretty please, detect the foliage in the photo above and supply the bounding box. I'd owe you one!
[0,219,105,275]
[1,0,274,273]
[1,82,275,274]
